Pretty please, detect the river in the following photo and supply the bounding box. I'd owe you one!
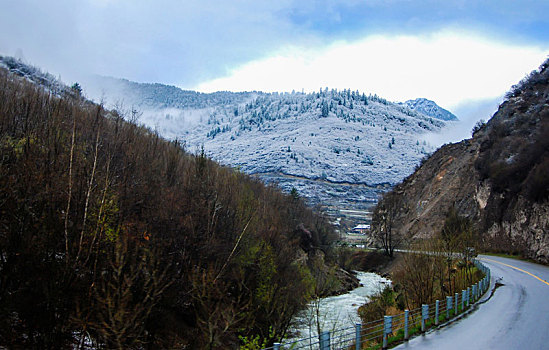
[286,271,391,342]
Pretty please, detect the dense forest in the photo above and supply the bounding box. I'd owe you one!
[0,66,340,349]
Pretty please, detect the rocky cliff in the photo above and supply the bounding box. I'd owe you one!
[386,59,549,263]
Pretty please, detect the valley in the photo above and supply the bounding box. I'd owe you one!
[1,1,547,349]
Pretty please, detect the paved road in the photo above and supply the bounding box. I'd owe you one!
[395,255,549,350]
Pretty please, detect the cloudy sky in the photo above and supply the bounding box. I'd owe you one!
[1,0,548,113]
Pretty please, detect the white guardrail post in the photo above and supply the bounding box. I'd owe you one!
[383,315,393,349]
[355,323,361,350]
[435,300,440,325]
[404,309,409,340]
[319,331,330,350]
[421,304,428,332]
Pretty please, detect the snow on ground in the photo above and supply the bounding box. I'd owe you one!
[84,76,454,206]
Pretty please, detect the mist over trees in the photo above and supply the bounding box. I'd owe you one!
[0,67,339,348]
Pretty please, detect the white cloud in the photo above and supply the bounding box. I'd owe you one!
[422,96,503,147]
[0,0,300,86]
[195,30,548,109]
[1,1,547,108]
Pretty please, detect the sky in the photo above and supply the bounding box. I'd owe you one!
[0,0,548,119]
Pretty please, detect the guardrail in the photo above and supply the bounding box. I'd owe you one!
[262,260,490,350]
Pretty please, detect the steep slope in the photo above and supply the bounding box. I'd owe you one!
[402,98,458,121]
[0,55,71,96]
[85,76,451,208]
[385,59,549,263]
[0,61,346,348]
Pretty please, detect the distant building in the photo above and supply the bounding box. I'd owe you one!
[351,224,370,235]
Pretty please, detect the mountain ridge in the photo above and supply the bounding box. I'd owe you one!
[84,75,455,208]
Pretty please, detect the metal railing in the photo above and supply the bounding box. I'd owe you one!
[262,260,491,350]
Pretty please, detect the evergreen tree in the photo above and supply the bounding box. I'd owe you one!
[321,100,329,118]
[71,82,82,96]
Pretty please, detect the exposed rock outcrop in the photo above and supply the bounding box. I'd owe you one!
[293,224,360,296]
[330,268,360,296]
[386,59,549,264]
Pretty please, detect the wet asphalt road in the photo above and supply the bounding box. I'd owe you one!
[394,255,549,350]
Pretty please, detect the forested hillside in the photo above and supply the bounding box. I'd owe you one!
[86,74,454,208]
[0,65,341,348]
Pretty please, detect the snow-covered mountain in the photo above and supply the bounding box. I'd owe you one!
[0,55,456,210]
[402,98,458,121]
[84,76,454,208]
[181,91,442,185]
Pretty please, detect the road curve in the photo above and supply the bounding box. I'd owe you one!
[394,255,549,350]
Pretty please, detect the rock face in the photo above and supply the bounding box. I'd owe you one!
[331,268,360,296]
[387,59,549,263]
[389,139,482,239]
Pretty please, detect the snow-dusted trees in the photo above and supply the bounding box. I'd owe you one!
[321,100,329,117]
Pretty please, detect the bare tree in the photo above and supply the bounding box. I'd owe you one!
[439,207,477,287]
[88,234,172,349]
[393,240,438,308]
[372,192,403,257]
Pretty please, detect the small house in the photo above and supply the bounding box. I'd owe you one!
[351,224,370,235]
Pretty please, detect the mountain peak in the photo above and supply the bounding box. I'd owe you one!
[403,98,458,121]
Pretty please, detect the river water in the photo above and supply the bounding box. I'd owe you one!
[287,271,391,342]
